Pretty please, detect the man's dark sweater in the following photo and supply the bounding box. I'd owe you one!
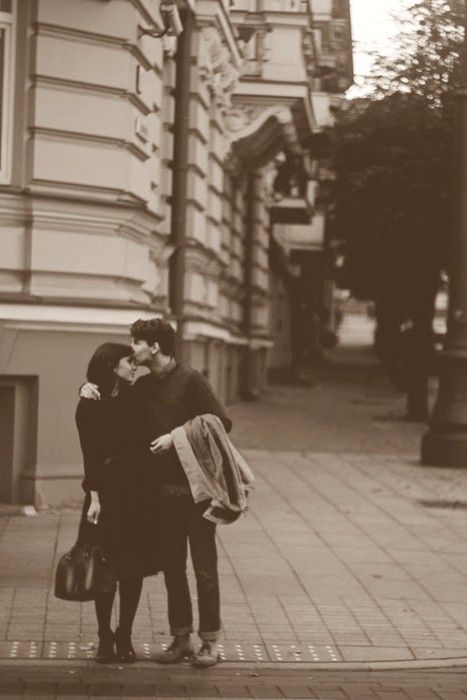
[135,363,232,488]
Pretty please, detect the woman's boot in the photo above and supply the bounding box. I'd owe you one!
[96,631,115,663]
[115,627,136,663]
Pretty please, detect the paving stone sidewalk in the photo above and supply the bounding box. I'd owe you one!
[2,347,467,670]
[228,346,427,455]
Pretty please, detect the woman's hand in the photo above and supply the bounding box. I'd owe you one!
[87,492,101,524]
[80,383,101,400]
[150,433,174,455]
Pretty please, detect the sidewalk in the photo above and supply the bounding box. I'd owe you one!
[2,346,467,672]
[228,344,427,455]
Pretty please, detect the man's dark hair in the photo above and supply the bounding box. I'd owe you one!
[86,342,131,397]
[130,318,175,356]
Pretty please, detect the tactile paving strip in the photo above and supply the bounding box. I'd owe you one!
[0,640,341,663]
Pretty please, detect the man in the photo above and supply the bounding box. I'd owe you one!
[82,318,231,667]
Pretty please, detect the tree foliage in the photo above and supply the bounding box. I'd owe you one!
[329,0,464,417]
[370,0,464,108]
[332,0,464,299]
[333,93,451,305]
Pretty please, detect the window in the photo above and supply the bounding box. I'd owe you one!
[0,0,15,183]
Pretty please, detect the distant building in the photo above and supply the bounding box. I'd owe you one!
[0,0,352,505]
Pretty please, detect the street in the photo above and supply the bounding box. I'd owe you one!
[2,343,467,697]
[2,662,467,699]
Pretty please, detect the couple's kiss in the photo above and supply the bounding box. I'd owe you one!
[75,318,239,667]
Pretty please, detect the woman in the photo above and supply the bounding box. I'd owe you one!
[76,342,159,664]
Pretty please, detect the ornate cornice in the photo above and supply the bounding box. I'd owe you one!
[223,103,303,167]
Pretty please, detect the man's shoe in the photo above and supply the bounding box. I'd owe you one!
[95,632,115,663]
[154,635,194,664]
[191,641,221,668]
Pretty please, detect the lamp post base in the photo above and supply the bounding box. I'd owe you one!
[421,348,467,467]
[421,431,467,467]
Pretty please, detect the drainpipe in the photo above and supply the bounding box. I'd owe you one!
[243,174,254,343]
[242,172,259,400]
[169,8,194,360]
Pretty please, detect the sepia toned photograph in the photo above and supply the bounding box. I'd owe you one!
[2,0,467,697]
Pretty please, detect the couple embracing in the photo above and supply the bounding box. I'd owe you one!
[75,318,251,667]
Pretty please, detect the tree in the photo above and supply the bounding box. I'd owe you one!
[371,0,463,108]
[330,0,463,419]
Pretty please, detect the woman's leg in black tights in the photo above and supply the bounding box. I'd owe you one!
[118,577,143,639]
[95,592,115,639]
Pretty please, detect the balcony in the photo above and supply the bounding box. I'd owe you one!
[310,0,332,21]
[258,0,309,11]
[269,156,315,224]
[270,196,313,224]
[270,179,316,224]
[311,92,341,128]
[279,214,325,253]
[272,214,325,265]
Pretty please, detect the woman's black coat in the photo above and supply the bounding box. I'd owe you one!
[75,389,160,579]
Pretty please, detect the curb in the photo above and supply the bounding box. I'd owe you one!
[1,657,467,672]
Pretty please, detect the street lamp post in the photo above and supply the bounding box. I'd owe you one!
[422,3,467,466]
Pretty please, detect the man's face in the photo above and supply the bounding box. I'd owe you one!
[131,338,155,365]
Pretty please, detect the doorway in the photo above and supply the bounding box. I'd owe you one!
[0,376,38,504]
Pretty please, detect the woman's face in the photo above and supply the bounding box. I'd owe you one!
[114,356,136,385]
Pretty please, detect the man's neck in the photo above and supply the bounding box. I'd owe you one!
[150,354,176,377]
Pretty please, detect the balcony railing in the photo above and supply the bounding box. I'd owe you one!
[258,0,309,11]
[232,0,309,12]
[270,184,314,225]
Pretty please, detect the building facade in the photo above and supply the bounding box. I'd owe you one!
[0,0,352,505]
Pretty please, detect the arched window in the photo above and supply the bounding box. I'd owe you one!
[0,0,15,183]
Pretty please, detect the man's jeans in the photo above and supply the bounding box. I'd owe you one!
[158,492,221,641]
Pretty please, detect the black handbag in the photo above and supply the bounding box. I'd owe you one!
[54,542,116,602]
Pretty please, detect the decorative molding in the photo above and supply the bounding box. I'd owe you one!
[129,0,162,28]
[261,154,286,207]
[196,3,243,71]
[30,126,152,163]
[35,23,161,77]
[222,103,302,166]
[0,191,170,277]
[248,336,274,349]
[0,303,162,334]
[16,180,154,212]
[222,102,266,133]
[162,34,177,58]
[0,190,166,231]
[184,318,249,345]
[33,75,152,117]
[219,275,247,302]
[33,22,128,49]
[184,239,226,278]
[198,26,241,112]
[230,103,295,139]
[149,240,174,265]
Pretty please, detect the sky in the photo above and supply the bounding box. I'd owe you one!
[349,0,412,94]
